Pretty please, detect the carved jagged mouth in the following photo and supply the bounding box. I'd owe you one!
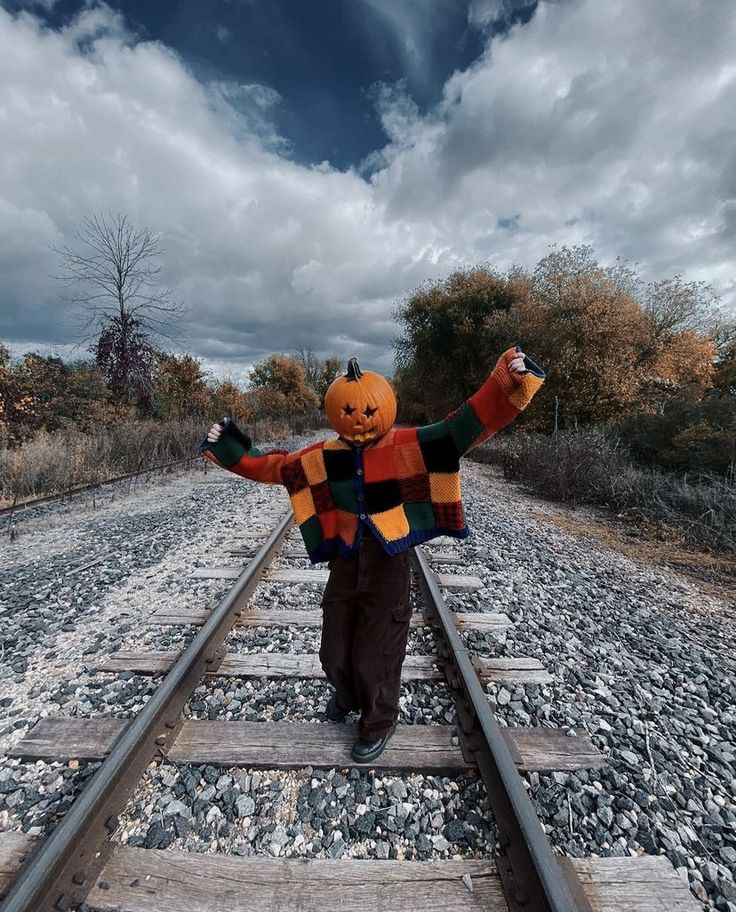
[350,427,376,441]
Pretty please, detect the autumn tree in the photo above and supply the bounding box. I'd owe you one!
[524,245,654,428]
[249,354,320,420]
[0,348,123,443]
[295,347,342,407]
[153,354,210,421]
[0,345,39,444]
[209,380,252,423]
[393,267,529,422]
[14,354,116,432]
[92,314,157,409]
[52,211,185,407]
[713,331,736,397]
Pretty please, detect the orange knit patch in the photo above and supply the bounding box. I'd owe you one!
[393,427,419,445]
[323,438,351,451]
[394,443,426,478]
[370,505,410,542]
[233,452,284,485]
[469,374,519,431]
[318,508,338,539]
[373,428,397,448]
[301,447,328,485]
[508,373,545,411]
[429,472,462,503]
[337,509,359,545]
[364,446,395,482]
[291,486,316,524]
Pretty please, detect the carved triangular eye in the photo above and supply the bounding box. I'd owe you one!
[364,405,378,418]
[342,404,355,416]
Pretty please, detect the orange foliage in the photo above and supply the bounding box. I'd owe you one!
[249,354,320,419]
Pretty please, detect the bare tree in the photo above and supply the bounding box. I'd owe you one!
[51,210,186,404]
[294,346,342,407]
[642,275,722,338]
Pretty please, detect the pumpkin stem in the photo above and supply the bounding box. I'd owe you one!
[346,357,362,380]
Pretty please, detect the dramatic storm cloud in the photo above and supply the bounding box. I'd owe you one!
[0,0,733,380]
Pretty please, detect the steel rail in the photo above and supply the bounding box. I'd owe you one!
[411,546,592,912]
[0,456,199,518]
[1,509,293,912]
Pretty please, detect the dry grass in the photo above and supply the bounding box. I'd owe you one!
[470,427,736,557]
[527,500,736,602]
[0,415,329,506]
[0,420,203,506]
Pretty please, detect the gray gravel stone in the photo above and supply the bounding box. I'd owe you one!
[3,442,734,912]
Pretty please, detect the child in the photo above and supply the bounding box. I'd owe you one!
[202,344,545,762]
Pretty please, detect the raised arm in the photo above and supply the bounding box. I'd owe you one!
[199,417,288,485]
[416,345,546,457]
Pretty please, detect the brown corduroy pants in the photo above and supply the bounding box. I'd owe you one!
[318,533,412,740]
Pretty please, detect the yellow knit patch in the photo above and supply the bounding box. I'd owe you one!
[290,487,316,524]
[370,505,410,542]
[508,373,545,411]
[301,448,327,485]
[323,437,350,451]
[429,472,462,503]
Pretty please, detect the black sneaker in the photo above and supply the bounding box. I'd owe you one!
[325,693,350,722]
[351,723,397,763]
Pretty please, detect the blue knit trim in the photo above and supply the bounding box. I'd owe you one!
[305,525,471,565]
[515,343,546,379]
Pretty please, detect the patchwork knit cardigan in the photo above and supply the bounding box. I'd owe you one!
[201,346,545,563]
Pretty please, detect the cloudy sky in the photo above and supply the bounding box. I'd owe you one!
[1,0,734,381]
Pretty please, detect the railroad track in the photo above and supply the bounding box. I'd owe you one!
[0,510,699,911]
[0,456,198,520]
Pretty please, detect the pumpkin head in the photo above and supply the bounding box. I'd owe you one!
[324,358,397,444]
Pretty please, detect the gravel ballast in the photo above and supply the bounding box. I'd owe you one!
[0,447,733,910]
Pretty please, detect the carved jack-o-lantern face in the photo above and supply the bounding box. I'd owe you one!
[324,358,397,444]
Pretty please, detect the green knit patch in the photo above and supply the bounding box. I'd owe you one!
[416,420,448,443]
[210,434,246,468]
[403,502,435,530]
[448,403,484,454]
[299,515,323,553]
[329,479,358,512]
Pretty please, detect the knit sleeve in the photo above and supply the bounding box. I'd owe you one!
[199,418,288,485]
[418,346,546,458]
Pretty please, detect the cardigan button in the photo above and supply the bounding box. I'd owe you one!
[359,514,366,520]
[357,469,363,475]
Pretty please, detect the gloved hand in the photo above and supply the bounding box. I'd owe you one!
[509,347,528,376]
[205,417,252,450]
[511,343,546,379]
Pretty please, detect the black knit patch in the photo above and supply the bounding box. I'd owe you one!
[323,449,355,481]
[419,433,459,473]
[364,479,402,513]
[434,501,464,528]
[281,459,309,492]
[311,480,336,514]
[399,474,431,503]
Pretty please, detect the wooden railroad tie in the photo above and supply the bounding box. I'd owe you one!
[191,566,485,591]
[228,547,468,566]
[95,650,552,685]
[10,719,603,773]
[0,833,702,912]
[146,606,513,636]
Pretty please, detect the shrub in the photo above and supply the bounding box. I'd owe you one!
[0,420,203,505]
[469,427,736,554]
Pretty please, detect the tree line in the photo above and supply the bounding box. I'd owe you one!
[2,209,734,484]
[1,212,341,447]
[0,346,340,447]
[393,245,736,478]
